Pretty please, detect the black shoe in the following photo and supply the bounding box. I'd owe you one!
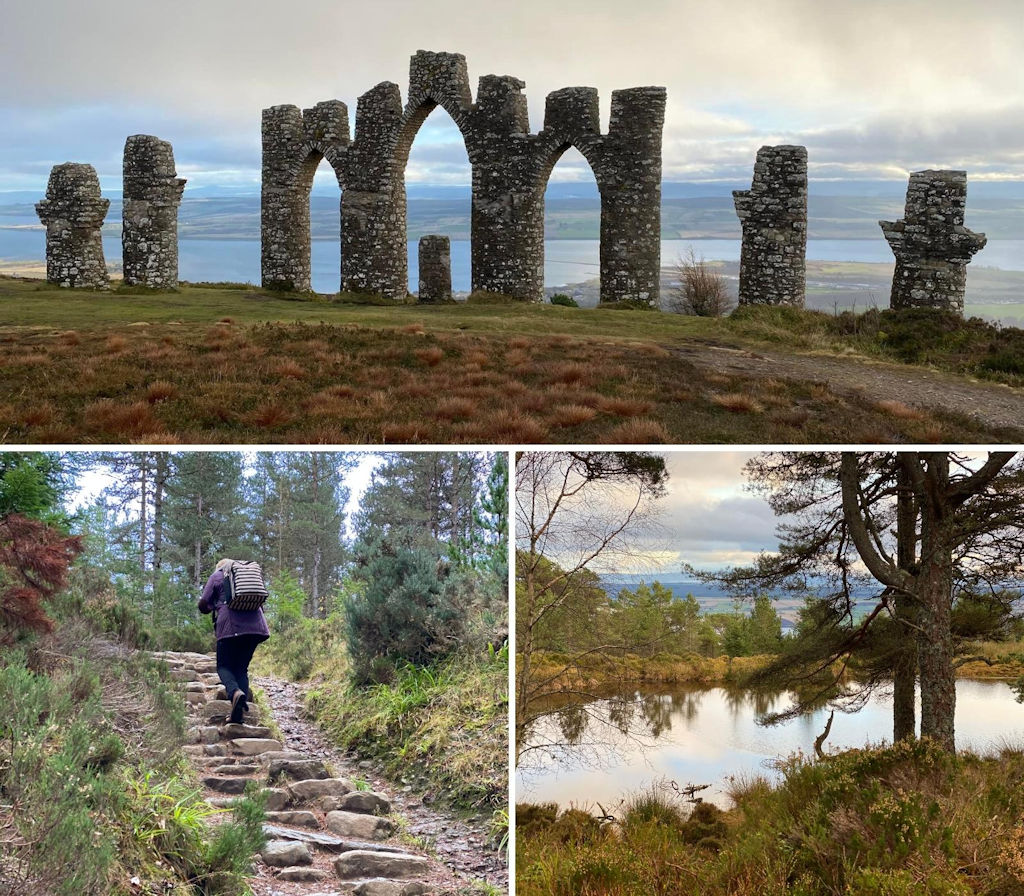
[230,689,245,723]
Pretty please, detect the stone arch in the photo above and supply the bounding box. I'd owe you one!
[263,52,666,304]
[261,102,349,292]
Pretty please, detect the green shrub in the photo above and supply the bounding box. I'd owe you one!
[345,540,461,684]
[549,293,578,308]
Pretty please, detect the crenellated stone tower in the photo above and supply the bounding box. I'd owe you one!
[879,170,986,314]
[35,163,111,289]
[733,145,808,306]
[261,50,666,305]
[122,135,186,289]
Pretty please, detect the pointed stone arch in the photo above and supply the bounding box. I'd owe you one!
[261,101,349,292]
[261,51,666,305]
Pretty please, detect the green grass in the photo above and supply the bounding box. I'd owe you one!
[0,621,266,896]
[305,648,508,814]
[516,738,1024,896]
[0,277,1021,443]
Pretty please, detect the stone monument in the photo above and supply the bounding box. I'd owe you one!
[35,163,110,289]
[879,170,986,314]
[733,145,808,306]
[122,135,186,288]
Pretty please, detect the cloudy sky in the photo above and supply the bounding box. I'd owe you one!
[2,0,1022,193]
[604,452,776,574]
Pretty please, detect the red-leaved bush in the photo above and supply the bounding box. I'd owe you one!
[0,514,83,645]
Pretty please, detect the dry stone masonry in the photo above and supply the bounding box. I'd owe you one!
[417,235,452,302]
[153,650,435,894]
[122,135,186,288]
[733,145,808,306]
[261,50,666,304]
[879,170,986,314]
[35,163,110,289]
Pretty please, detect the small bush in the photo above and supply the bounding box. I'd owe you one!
[667,249,734,317]
[549,293,578,308]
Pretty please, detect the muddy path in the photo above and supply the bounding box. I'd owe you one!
[673,341,1024,437]
[255,675,507,894]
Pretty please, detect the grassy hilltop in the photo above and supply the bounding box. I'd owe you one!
[1,276,1024,444]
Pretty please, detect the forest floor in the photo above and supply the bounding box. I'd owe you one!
[161,651,505,896]
[1,276,1023,443]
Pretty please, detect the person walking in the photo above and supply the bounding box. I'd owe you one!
[198,558,270,724]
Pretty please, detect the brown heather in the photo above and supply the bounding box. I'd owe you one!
[711,392,766,413]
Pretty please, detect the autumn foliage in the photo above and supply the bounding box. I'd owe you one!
[0,513,82,645]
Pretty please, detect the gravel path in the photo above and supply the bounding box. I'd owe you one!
[674,342,1024,437]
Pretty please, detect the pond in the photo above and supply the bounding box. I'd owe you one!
[516,680,1024,810]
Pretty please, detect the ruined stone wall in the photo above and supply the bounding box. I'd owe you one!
[733,145,807,306]
[35,163,110,289]
[417,234,452,302]
[122,135,186,288]
[261,101,349,292]
[880,170,986,314]
[261,50,666,305]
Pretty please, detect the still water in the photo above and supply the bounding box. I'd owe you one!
[516,680,1024,810]
[1,227,1023,292]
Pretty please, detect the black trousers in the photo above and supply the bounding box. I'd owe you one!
[216,634,265,700]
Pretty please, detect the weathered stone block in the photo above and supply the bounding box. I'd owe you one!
[325,810,394,840]
[417,235,452,303]
[333,849,430,880]
[261,840,312,867]
[288,778,353,802]
[338,791,391,815]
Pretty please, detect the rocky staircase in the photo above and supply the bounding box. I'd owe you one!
[153,650,435,896]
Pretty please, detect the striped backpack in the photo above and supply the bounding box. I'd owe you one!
[223,561,269,612]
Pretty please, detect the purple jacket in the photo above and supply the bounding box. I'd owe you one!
[198,569,270,642]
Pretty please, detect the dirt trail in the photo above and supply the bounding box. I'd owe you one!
[674,342,1024,436]
[154,651,506,896]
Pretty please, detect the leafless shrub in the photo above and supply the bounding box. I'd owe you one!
[666,248,734,317]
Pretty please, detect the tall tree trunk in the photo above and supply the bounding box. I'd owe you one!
[917,455,956,753]
[139,458,148,579]
[893,466,918,742]
[194,492,204,589]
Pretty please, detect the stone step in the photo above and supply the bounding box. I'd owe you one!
[330,791,391,815]
[288,778,353,802]
[325,810,394,841]
[333,850,430,881]
[202,776,251,795]
[265,810,319,828]
[263,823,351,851]
[219,722,272,739]
[268,757,330,781]
[210,763,262,776]
[276,866,329,883]
[261,839,312,867]
[348,881,429,896]
[228,737,284,756]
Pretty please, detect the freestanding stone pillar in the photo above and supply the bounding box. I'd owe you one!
[418,235,452,302]
[733,145,808,306]
[879,170,986,314]
[35,163,110,289]
[122,135,186,288]
[597,86,666,306]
